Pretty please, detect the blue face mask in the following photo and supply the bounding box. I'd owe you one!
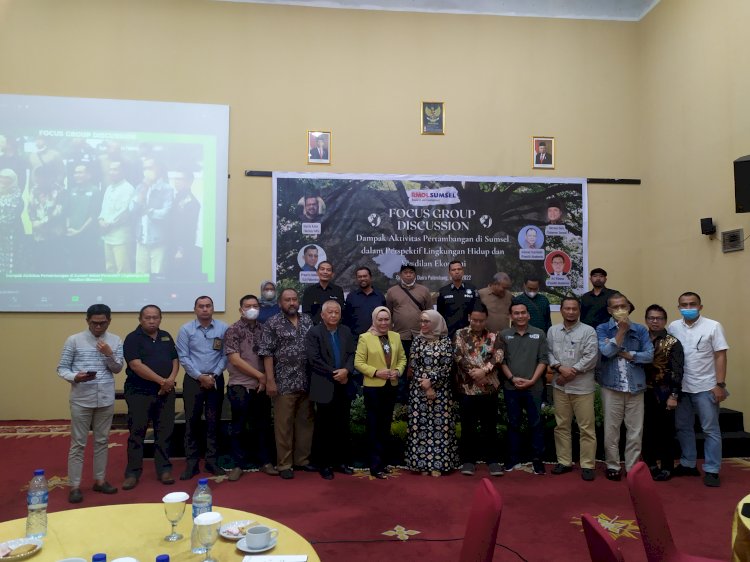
[680,308,699,321]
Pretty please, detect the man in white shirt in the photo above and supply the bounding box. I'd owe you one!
[98,161,135,273]
[668,291,729,487]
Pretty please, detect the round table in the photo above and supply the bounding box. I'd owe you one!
[0,504,320,561]
[733,494,750,562]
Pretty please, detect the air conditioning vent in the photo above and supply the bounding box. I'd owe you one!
[721,228,744,253]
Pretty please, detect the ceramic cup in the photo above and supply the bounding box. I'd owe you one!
[245,525,279,549]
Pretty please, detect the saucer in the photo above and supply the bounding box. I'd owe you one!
[219,519,258,540]
[237,537,277,553]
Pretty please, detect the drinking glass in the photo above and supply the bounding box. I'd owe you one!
[195,511,222,562]
[162,491,189,541]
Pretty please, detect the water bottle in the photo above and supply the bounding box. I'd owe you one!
[190,478,212,554]
[92,555,106,562]
[155,556,170,562]
[25,469,48,538]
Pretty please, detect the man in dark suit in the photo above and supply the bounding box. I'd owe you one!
[535,141,552,165]
[305,299,356,479]
[309,137,329,160]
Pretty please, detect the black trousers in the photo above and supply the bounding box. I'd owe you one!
[125,391,175,478]
[642,388,676,471]
[227,384,274,468]
[458,393,500,464]
[312,383,352,468]
[182,375,224,466]
[364,384,396,473]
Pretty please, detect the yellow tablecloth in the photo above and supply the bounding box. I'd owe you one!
[733,494,750,562]
[0,504,320,561]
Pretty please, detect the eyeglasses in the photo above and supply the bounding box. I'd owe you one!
[645,316,665,322]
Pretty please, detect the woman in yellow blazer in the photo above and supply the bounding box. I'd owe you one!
[355,306,406,479]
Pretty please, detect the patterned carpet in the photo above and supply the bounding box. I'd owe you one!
[2,422,748,561]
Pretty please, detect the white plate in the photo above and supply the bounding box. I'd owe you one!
[220,519,258,540]
[236,536,277,553]
[0,537,43,561]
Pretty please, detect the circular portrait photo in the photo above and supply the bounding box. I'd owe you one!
[545,251,572,276]
[518,225,544,249]
[298,244,327,272]
[297,194,326,223]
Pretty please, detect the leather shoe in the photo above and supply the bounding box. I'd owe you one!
[204,463,225,476]
[294,464,318,473]
[279,469,294,480]
[93,481,118,494]
[605,469,622,481]
[228,467,243,482]
[320,467,334,480]
[122,476,139,490]
[260,463,279,476]
[160,471,175,485]
[180,464,199,481]
[68,488,83,504]
[551,463,573,475]
[334,465,354,475]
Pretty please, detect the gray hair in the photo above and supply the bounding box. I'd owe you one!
[491,272,511,285]
[321,300,342,313]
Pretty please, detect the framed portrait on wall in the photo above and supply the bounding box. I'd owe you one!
[421,101,445,135]
[532,136,554,169]
[308,131,331,164]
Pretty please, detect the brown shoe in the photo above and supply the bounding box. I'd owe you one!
[228,467,243,481]
[260,463,279,476]
[160,471,175,485]
[122,476,138,491]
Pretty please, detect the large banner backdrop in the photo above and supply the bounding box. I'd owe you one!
[273,173,587,308]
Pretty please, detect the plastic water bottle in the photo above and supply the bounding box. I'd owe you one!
[190,478,212,554]
[155,556,170,562]
[92,554,106,562]
[25,469,48,538]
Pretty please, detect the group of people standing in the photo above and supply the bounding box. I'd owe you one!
[55,262,729,503]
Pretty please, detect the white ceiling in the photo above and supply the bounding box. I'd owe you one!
[217,0,660,21]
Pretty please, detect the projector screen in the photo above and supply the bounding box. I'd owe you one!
[0,94,228,312]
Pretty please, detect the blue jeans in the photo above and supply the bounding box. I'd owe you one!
[675,390,722,473]
[504,388,544,465]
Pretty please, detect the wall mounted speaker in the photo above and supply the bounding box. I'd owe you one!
[701,218,716,235]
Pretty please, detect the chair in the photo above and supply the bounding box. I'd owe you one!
[581,513,625,562]
[626,461,724,562]
[459,478,503,562]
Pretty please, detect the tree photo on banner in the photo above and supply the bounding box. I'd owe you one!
[273,173,587,309]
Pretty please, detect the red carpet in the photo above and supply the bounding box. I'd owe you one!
[3,422,748,561]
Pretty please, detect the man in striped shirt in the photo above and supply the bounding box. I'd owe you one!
[57,303,124,504]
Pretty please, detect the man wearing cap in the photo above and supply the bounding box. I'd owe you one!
[385,263,433,363]
[580,268,621,328]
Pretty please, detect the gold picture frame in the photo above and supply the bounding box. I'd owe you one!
[421,101,445,135]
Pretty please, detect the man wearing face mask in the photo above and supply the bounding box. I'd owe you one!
[668,292,729,487]
[596,293,654,481]
[224,294,278,481]
[512,276,552,334]
[386,263,432,354]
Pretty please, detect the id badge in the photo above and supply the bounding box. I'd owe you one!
[563,348,576,362]
[212,337,223,351]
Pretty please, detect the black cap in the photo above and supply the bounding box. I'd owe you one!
[590,267,607,276]
[400,263,416,273]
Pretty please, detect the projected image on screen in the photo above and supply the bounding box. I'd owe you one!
[0,94,228,312]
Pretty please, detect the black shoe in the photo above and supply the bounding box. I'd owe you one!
[204,463,225,476]
[648,465,660,478]
[532,460,546,475]
[320,467,334,480]
[180,464,199,480]
[581,469,595,481]
[703,472,720,487]
[606,469,622,481]
[551,463,573,475]
[279,469,294,480]
[92,481,118,494]
[334,465,354,475]
[654,470,672,482]
[68,487,83,504]
[372,471,387,479]
[294,464,319,473]
[672,464,700,477]
[383,466,393,474]
[121,476,139,490]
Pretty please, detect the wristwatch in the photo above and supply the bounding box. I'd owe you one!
[716,382,726,388]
